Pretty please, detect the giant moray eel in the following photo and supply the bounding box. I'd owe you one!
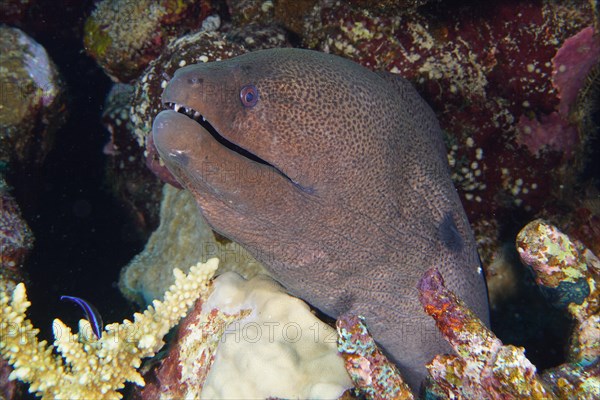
[152,48,490,391]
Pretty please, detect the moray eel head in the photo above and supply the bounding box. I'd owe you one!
[153,49,344,197]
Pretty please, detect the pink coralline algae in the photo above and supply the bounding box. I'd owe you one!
[516,112,579,160]
[134,300,249,400]
[553,27,600,118]
[0,357,22,400]
[516,26,600,160]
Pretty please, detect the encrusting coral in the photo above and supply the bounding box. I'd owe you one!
[0,258,220,399]
[517,220,600,398]
[418,268,553,399]
[336,315,414,399]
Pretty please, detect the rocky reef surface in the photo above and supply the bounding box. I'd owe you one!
[0,0,599,399]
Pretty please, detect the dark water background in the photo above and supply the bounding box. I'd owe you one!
[8,0,143,346]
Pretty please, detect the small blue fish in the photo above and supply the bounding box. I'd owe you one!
[60,295,104,339]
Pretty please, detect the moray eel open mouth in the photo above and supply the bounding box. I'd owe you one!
[162,101,272,167]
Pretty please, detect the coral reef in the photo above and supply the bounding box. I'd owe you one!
[0,258,219,399]
[83,0,212,82]
[138,272,353,399]
[0,21,65,400]
[119,185,267,305]
[2,1,599,398]
[0,177,33,288]
[102,83,163,236]
[337,314,413,399]
[418,219,599,399]
[329,219,599,399]
[0,25,65,167]
[135,304,249,399]
[516,220,599,366]
[517,220,599,399]
[226,0,277,26]
[344,0,431,15]
[300,1,595,228]
[418,268,552,399]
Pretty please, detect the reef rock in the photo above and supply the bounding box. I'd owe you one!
[302,1,595,227]
[83,0,213,82]
[0,177,33,287]
[119,185,267,305]
[0,25,65,167]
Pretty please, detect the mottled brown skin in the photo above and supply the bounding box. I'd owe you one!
[152,48,489,391]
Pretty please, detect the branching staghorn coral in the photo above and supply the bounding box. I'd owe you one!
[0,258,219,399]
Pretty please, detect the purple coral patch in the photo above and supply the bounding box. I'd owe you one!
[553,27,600,117]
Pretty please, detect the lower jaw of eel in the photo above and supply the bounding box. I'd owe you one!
[163,101,271,167]
[161,102,309,192]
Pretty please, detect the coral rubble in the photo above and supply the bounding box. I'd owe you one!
[136,302,250,399]
[418,268,553,399]
[0,259,219,399]
[404,220,599,399]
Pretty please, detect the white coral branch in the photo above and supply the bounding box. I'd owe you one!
[0,258,219,399]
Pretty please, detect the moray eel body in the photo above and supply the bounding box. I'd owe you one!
[152,48,489,390]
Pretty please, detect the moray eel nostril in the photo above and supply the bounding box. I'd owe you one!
[152,47,490,392]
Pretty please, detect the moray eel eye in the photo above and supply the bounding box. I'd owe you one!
[240,84,259,107]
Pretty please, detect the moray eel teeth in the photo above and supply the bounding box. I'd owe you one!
[161,101,275,169]
[166,102,205,122]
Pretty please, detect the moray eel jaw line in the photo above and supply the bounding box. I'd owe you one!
[155,64,311,195]
[159,101,292,185]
